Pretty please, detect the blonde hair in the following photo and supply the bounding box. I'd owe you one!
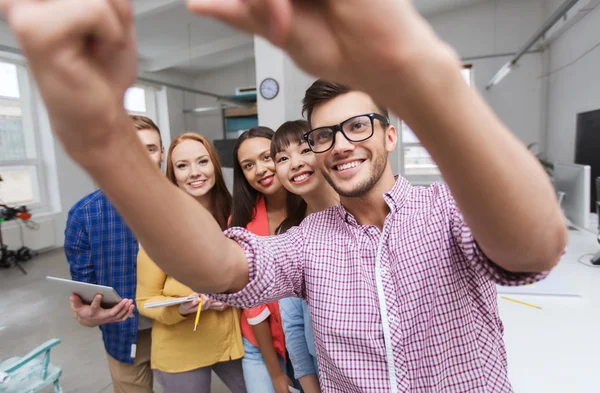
[130,115,162,146]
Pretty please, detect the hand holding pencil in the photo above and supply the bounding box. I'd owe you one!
[178,293,211,316]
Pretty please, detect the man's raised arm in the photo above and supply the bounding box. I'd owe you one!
[186,0,566,273]
[2,0,566,281]
[0,0,248,293]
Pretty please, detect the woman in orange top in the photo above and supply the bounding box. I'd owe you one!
[230,127,304,393]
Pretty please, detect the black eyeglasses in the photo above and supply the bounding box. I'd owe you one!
[303,113,389,154]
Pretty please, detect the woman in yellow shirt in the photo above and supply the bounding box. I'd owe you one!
[137,133,246,393]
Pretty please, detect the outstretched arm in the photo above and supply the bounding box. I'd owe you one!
[1,0,565,286]
[186,0,566,272]
[1,0,249,293]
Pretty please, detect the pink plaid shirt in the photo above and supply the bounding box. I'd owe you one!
[214,177,546,393]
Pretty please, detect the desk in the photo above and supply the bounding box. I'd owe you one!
[501,228,600,393]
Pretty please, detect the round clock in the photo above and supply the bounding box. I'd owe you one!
[260,78,279,100]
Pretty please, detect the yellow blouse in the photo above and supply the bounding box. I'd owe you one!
[136,247,244,373]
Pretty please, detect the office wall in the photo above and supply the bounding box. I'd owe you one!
[191,58,257,142]
[427,0,546,147]
[253,37,315,131]
[544,3,600,164]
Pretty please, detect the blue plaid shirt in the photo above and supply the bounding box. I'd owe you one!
[64,190,140,364]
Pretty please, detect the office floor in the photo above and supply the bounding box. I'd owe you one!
[0,249,230,393]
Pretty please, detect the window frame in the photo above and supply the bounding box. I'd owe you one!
[0,54,49,210]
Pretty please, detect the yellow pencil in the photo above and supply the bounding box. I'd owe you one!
[193,297,203,332]
[501,296,542,310]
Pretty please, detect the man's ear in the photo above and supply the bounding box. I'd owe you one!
[160,146,166,163]
[385,124,397,153]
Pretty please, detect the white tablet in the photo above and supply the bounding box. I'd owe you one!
[46,276,123,307]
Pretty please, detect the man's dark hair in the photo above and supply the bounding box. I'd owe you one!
[302,80,389,126]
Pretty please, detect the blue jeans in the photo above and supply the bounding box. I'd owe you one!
[242,337,286,393]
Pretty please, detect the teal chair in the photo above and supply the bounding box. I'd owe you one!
[0,339,63,393]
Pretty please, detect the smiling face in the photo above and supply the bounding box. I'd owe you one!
[311,92,396,198]
[275,141,323,197]
[237,137,282,195]
[171,139,216,200]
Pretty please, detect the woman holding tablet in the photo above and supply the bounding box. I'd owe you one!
[136,133,246,393]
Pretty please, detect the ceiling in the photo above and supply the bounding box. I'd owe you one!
[0,0,494,76]
[131,0,493,76]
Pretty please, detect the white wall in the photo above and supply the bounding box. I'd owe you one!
[427,0,546,147]
[192,58,257,142]
[282,54,317,122]
[544,3,600,163]
[254,37,316,131]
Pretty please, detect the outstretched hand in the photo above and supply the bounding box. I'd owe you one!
[0,0,138,164]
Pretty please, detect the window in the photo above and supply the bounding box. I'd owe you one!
[0,59,44,207]
[123,83,171,174]
[125,84,158,121]
[399,65,472,183]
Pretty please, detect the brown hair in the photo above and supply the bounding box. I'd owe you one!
[166,133,232,231]
[229,127,274,229]
[131,115,162,146]
[229,126,304,229]
[271,121,310,233]
[302,80,389,126]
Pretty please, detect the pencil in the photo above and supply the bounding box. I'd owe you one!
[193,297,203,332]
[501,296,542,310]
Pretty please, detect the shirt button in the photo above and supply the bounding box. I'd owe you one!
[388,316,396,324]
[380,268,387,276]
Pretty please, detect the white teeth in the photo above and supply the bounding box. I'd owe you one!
[336,161,360,171]
[190,181,205,186]
[293,173,310,182]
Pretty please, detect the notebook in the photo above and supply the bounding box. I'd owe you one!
[144,296,196,308]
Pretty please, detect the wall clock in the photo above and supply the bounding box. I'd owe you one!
[260,78,279,100]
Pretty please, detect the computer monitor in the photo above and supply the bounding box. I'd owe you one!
[554,163,591,229]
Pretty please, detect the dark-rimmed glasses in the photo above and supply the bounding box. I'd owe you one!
[303,113,389,154]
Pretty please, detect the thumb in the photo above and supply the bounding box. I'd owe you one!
[70,294,84,310]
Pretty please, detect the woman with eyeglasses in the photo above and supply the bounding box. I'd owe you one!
[271,120,339,393]
[230,127,304,393]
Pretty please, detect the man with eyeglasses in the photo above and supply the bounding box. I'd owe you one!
[2,0,566,392]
